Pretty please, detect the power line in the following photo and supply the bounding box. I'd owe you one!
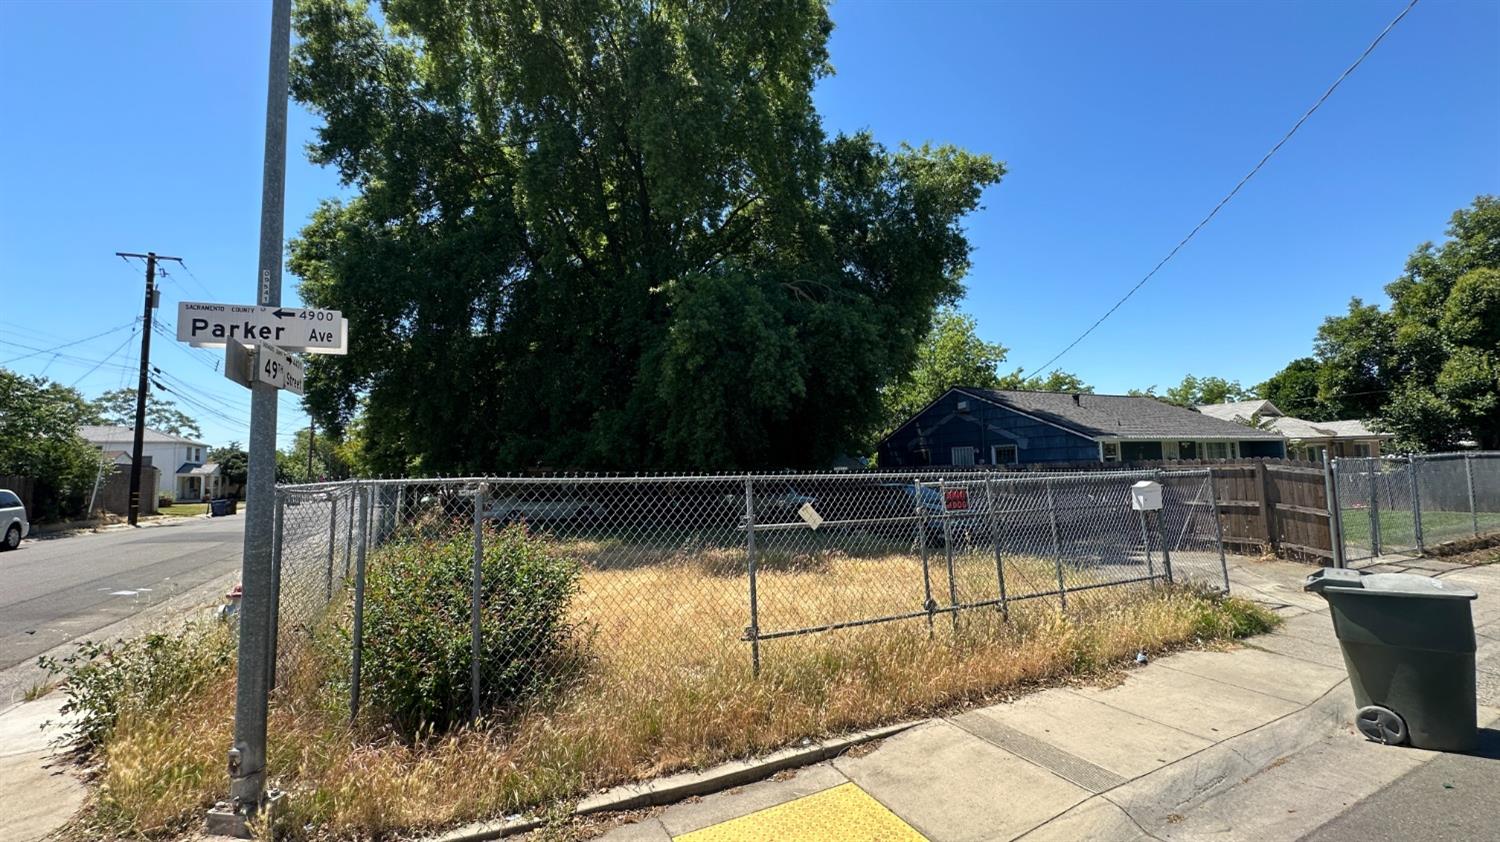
[1023,0,1421,378]
[176,260,218,299]
[0,337,140,376]
[70,328,142,388]
[0,318,141,365]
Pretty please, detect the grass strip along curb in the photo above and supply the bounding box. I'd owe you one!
[433,721,921,842]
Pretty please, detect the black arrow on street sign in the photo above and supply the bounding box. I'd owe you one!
[271,308,294,319]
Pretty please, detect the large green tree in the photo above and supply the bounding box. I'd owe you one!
[1256,357,1327,420]
[879,308,1007,434]
[1376,197,1500,449]
[288,0,1003,472]
[1260,196,1500,450]
[89,388,203,440]
[0,369,103,521]
[1310,299,1396,422]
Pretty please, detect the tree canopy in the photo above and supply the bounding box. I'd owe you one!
[1131,374,1251,407]
[1261,196,1500,450]
[1255,357,1326,420]
[89,388,202,440]
[880,308,1006,431]
[877,307,1091,439]
[0,369,103,521]
[208,443,249,490]
[288,0,1003,472]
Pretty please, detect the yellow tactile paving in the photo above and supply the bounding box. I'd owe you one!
[673,782,929,842]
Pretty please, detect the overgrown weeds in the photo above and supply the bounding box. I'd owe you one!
[59,539,1277,840]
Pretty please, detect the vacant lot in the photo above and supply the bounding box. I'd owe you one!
[67,531,1273,840]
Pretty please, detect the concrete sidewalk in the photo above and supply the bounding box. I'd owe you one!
[595,557,1500,842]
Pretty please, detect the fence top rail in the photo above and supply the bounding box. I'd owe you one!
[276,467,1216,494]
[1333,451,1500,470]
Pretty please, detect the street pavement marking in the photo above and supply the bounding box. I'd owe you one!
[674,782,928,842]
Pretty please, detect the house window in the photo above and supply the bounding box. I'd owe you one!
[1350,442,1372,458]
[991,444,1018,465]
[1162,441,1179,460]
[1102,442,1120,462]
[1202,441,1237,460]
[950,446,976,466]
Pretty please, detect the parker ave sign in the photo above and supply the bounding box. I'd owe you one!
[177,301,347,354]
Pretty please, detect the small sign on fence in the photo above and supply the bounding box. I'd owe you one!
[798,502,824,530]
[944,488,969,510]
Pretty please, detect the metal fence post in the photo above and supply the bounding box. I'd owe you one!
[1045,478,1067,609]
[1207,468,1229,590]
[1158,511,1174,584]
[1368,458,1381,557]
[1323,450,1346,569]
[914,479,935,633]
[470,483,486,720]
[743,477,761,677]
[983,476,1008,621]
[939,478,959,634]
[1409,456,1424,555]
[344,481,356,577]
[350,484,370,719]
[325,491,338,601]
[265,492,285,692]
[1465,454,1480,537]
[1138,508,1154,579]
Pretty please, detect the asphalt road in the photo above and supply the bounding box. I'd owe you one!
[0,516,245,672]
[1303,728,1500,841]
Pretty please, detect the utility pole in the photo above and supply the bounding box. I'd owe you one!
[117,251,182,526]
[210,0,291,835]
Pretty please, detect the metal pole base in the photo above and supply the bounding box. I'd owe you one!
[205,789,285,839]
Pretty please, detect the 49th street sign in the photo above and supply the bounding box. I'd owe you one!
[177,300,347,354]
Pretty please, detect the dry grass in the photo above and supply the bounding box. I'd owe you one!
[71,542,1276,841]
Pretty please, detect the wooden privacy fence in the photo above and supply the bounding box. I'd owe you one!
[1204,462,1334,563]
[0,475,36,515]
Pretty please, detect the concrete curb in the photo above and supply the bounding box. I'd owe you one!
[430,720,922,842]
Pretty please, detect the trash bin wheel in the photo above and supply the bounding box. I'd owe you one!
[1355,705,1408,745]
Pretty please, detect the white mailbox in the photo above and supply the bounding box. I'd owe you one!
[1130,480,1163,512]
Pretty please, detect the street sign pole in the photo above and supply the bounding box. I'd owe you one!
[212,0,290,835]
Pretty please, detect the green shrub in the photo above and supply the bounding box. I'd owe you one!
[39,622,235,752]
[361,524,583,734]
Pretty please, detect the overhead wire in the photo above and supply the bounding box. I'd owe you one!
[0,318,141,365]
[1023,0,1421,377]
[69,328,142,388]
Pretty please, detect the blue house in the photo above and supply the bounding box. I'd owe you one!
[877,387,1287,468]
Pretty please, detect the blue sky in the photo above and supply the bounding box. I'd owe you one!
[2,0,1497,448]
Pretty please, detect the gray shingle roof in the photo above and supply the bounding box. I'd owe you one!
[957,388,1286,440]
[78,425,206,447]
[1195,403,1392,440]
[1195,400,1281,422]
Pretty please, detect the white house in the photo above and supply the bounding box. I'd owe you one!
[1195,400,1392,461]
[78,425,223,502]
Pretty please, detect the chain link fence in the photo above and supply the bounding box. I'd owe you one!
[1332,452,1500,564]
[263,468,1230,719]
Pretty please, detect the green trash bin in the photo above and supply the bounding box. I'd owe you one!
[1304,568,1479,752]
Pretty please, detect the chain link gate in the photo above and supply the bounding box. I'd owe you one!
[1333,452,1500,565]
